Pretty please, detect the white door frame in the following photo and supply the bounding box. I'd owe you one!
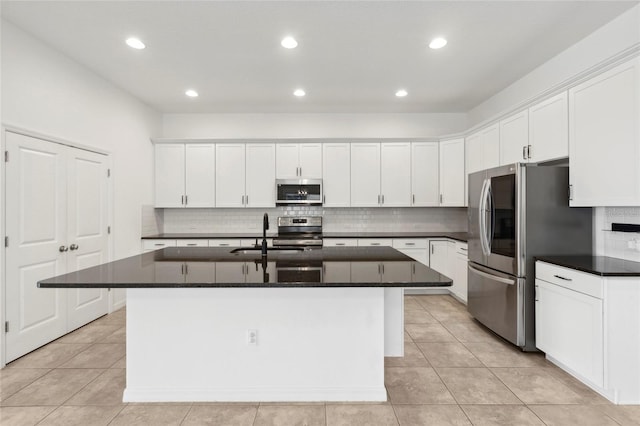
[0,124,114,368]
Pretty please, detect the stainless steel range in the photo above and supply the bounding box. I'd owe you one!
[272,216,323,248]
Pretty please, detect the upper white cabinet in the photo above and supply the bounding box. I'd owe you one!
[351,142,381,207]
[216,143,276,208]
[322,142,351,207]
[276,143,322,178]
[439,138,465,207]
[411,142,439,206]
[528,91,568,163]
[499,111,529,165]
[569,57,640,206]
[466,123,500,176]
[155,143,216,208]
[380,142,412,207]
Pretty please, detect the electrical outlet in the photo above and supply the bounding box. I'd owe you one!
[247,329,257,345]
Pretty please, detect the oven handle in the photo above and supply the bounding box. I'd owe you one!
[468,263,515,285]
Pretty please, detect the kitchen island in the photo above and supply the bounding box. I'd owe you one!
[39,246,451,403]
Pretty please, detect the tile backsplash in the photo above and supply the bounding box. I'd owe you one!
[152,207,468,234]
[595,206,640,262]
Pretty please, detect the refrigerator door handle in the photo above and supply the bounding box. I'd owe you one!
[487,180,494,252]
[479,178,491,256]
[468,263,515,285]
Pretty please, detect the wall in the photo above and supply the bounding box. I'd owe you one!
[467,4,640,128]
[594,207,640,262]
[157,207,468,235]
[1,20,162,259]
[162,113,467,139]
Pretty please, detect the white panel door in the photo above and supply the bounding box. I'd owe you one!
[275,143,299,178]
[439,138,465,207]
[322,143,350,207]
[380,142,411,207]
[66,148,110,330]
[529,91,568,163]
[482,124,501,170]
[246,144,276,207]
[429,240,450,277]
[411,142,439,206]
[298,143,322,178]
[216,144,246,207]
[500,111,529,165]
[5,132,68,362]
[155,144,185,208]
[465,132,483,175]
[185,144,215,207]
[350,143,381,207]
[569,58,640,206]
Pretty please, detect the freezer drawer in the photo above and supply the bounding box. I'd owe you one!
[467,262,525,347]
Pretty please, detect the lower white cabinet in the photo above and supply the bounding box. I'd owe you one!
[393,239,428,265]
[142,239,177,252]
[535,261,640,404]
[357,238,393,247]
[324,238,358,247]
[429,240,452,277]
[451,243,468,302]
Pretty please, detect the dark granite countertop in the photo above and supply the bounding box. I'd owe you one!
[142,232,468,242]
[39,247,452,288]
[537,256,640,277]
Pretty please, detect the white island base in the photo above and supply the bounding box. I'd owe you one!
[123,287,404,402]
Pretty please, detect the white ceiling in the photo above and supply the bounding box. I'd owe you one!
[1,1,637,114]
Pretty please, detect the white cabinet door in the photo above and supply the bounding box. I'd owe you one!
[429,240,450,278]
[452,252,468,303]
[569,58,640,206]
[482,123,500,170]
[465,132,484,175]
[184,144,215,207]
[275,143,299,178]
[299,143,322,178]
[529,91,568,163]
[323,238,358,247]
[216,144,246,207]
[246,143,276,207]
[357,239,393,247]
[411,142,439,206]
[323,262,351,283]
[500,111,528,165]
[536,279,603,387]
[381,142,411,207]
[322,143,351,207]
[351,143,381,207]
[393,239,428,265]
[439,138,465,207]
[155,144,185,207]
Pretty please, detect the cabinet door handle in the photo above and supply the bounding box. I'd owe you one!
[523,146,527,160]
[371,242,381,246]
[440,194,443,204]
[377,195,380,204]
[187,243,197,246]
[553,274,572,281]
[219,243,229,246]
[405,242,415,246]
[181,195,185,205]
[154,243,165,246]
[323,194,326,204]
[336,243,345,246]
[431,245,434,254]
[412,194,415,204]
[381,194,384,204]
[568,185,574,201]
[245,195,249,205]
[527,145,532,159]
[381,263,385,274]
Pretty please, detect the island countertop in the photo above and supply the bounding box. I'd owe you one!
[38,246,452,288]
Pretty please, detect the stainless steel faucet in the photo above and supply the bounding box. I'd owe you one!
[262,213,269,257]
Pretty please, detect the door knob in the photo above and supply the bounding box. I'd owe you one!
[59,245,68,252]
[69,244,79,251]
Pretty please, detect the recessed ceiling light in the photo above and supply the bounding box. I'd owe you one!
[281,36,298,49]
[185,89,199,98]
[125,37,145,50]
[429,37,447,49]
[395,89,408,97]
[293,89,306,97]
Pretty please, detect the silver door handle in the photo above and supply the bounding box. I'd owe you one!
[184,195,188,205]
[371,242,381,246]
[69,244,79,251]
[336,243,345,246]
[181,195,185,205]
[412,194,415,204]
[405,243,415,246]
[187,243,198,246]
[523,146,527,160]
[468,263,515,285]
[241,195,245,205]
[381,194,384,204]
[527,145,532,159]
[59,245,68,252]
[323,194,326,204]
[245,195,248,205]
[553,274,572,281]
[440,194,443,204]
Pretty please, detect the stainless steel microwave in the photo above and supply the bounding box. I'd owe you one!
[276,179,323,206]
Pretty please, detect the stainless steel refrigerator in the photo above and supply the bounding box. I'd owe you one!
[467,163,592,351]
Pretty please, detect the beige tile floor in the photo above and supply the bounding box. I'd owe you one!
[1,295,639,425]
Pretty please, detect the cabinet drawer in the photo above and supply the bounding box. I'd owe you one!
[209,239,241,247]
[142,239,177,250]
[455,241,468,255]
[392,239,428,249]
[536,261,603,299]
[358,239,393,247]
[176,239,208,247]
[324,239,358,247]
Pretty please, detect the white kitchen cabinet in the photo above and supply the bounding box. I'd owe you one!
[569,57,640,206]
[428,240,452,278]
[357,238,393,247]
[392,239,428,265]
[276,143,322,178]
[499,110,529,165]
[380,142,412,207]
[245,144,276,207]
[466,123,500,176]
[451,242,468,303]
[323,262,351,283]
[322,143,351,207]
[528,91,568,163]
[350,143,381,207]
[323,238,358,247]
[155,143,215,208]
[142,239,177,252]
[208,239,241,247]
[176,239,208,247]
[439,138,465,207]
[411,142,439,206]
[216,143,275,208]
